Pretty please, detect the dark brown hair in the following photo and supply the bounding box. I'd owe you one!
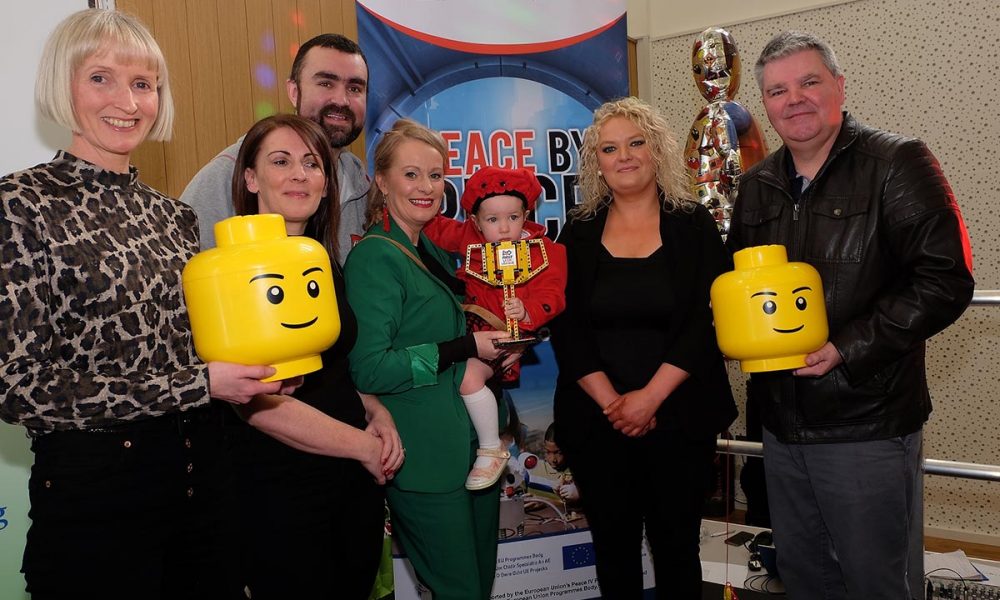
[232,113,341,262]
[290,33,367,84]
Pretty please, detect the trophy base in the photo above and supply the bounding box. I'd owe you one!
[493,336,540,353]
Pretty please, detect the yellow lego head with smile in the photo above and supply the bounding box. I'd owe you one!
[182,214,340,381]
[711,245,827,373]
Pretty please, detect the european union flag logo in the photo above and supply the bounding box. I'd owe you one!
[562,542,596,570]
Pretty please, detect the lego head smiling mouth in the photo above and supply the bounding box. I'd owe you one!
[281,316,318,329]
[751,286,812,334]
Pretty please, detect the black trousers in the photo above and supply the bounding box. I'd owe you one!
[566,425,716,599]
[23,404,240,600]
[229,420,386,600]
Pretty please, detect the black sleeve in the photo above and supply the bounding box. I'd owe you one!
[437,334,478,373]
[660,205,733,377]
[549,218,604,383]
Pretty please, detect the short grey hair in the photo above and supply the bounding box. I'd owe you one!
[36,9,174,141]
[753,31,843,89]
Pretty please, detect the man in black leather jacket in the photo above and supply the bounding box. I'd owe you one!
[729,31,974,600]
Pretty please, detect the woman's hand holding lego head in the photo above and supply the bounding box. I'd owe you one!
[207,362,303,404]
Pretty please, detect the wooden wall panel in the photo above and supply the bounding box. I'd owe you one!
[628,37,638,97]
[245,0,281,124]
[117,0,168,193]
[337,0,358,41]
[271,0,299,115]
[216,0,254,143]
[297,0,325,44]
[319,0,345,38]
[185,1,229,167]
[151,1,200,197]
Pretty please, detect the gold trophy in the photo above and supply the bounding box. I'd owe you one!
[465,238,549,351]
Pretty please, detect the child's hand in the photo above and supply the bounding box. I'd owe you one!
[504,298,527,323]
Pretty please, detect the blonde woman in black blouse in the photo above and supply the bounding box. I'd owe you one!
[551,97,737,598]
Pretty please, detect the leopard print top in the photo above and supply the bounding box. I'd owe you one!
[0,151,211,434]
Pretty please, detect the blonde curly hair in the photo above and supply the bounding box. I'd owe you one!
[573,97,693,219]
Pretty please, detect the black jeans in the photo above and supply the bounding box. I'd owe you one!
[567,426,716,599]
[228,418,386,599]
[23,404,240,600]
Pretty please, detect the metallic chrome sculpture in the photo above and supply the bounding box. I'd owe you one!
[685,26,768,240]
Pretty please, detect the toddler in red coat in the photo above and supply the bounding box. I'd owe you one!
[424,166,567,490]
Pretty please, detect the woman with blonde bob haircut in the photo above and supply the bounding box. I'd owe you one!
[1,9,289,599]
[550,97,737,597]
[35,8,174,142]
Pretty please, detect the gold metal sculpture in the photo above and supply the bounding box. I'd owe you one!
[465,239,549,350]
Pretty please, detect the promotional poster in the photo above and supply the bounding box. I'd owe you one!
[355,1,642,597]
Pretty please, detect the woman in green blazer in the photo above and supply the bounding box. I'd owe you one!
[344,119,511,600]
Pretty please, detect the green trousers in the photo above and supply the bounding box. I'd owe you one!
[386,483,500,600]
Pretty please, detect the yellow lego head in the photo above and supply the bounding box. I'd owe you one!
[710,245,827,373]
[182,214,340,382]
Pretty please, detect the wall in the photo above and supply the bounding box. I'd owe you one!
[0,1,81,175]
[652,0,1000,541]
[626,0,857,38]
[0,4,82,600]
[117,0,362,198]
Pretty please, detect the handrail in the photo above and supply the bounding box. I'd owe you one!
[716,439,1000,483]
[715,288,1000,483]
[971,290,1000,305]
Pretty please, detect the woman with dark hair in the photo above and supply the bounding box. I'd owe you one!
[225,113,403,599]
[551,97,737,598]
[0,9,290,598]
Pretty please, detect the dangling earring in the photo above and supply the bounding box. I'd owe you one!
[382,193,391,232]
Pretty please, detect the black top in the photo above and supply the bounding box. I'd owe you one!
[294,267,366,428]
[232,267,367,469]
[550,202,737,446]
[591,245,672,392]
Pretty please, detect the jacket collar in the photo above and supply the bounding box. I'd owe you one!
[367,215,465,311]
[760,111,861,190]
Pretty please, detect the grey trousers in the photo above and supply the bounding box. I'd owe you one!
[763,428,924,600]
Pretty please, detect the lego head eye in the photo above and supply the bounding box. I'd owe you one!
[266,285,284,305]
[796,296,807,311]
[307,280,320,298]
[762,300,777,315]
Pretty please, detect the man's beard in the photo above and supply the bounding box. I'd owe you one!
[307,101,363,149]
